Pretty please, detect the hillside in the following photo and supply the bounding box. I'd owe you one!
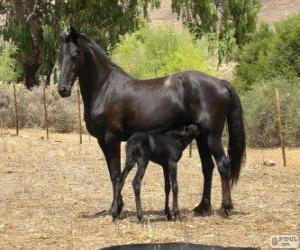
[258,0,300,23]
[149,0,300,26]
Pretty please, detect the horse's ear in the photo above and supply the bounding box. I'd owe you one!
[69,26,79,43]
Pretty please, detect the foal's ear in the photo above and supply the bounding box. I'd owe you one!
[69,26,79,43]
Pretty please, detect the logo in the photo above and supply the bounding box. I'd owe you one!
[270,235,299,249]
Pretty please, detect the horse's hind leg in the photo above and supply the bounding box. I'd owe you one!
[162,166,172,220]
[207,134,233,217]
[194,137,214,216]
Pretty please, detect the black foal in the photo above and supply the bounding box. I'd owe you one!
[111,125,199,222]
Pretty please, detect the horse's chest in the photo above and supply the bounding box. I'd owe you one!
[89,106,123,133]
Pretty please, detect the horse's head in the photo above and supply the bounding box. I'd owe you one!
[58,27,81,97]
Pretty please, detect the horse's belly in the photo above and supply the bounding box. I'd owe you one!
[126,105,191,133]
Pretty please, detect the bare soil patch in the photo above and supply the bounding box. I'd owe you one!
[0,129,299,249]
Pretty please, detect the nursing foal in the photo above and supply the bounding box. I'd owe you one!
[111,125,199,222]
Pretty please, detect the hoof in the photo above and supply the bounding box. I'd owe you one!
[112,215,119,222]
[110,197,124,217]
[166,214,172,221]
[137,215,144,223]
[193,203,212,216]
[221,202,234,218]
[111,208,119,220]
[173,211,181,221]
[165,209,172,221]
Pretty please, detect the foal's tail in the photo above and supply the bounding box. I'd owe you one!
[224,81,246,186]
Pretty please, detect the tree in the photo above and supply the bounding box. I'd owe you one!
[66,0,160,51]
[234,14,300,91]
[3,0,43,88]
[171,0,261,64]
[1,0,159,88]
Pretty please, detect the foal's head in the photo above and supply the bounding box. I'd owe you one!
[58,27,81,97]
[181,124,199,138]
[166,124,199,138]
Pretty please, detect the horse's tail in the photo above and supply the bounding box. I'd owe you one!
[224,81,246,186]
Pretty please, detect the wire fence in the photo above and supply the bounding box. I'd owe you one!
[0,82,294,165]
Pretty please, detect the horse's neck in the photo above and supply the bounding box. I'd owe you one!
[77,47,131,118]
[78,69,108,115]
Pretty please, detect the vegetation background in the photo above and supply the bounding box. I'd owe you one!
[0,0,299,147]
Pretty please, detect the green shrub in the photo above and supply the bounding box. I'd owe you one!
[242,78,300,147]
[111,25,216,79]
[0,41,20,83]
[234,14,300,91]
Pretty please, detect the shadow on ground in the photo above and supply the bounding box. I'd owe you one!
[101,243,260,250]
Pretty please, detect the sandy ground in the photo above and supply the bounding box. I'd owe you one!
[0,129,299,249]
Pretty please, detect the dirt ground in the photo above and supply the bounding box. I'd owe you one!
[0,129,299,249]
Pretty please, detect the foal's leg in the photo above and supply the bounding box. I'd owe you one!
[97,135,123,214]
[168,161,179,219]
[111,159,135,219]
[194,137,215,216]
[132,158,148,222]
[207,134,233,217]
[162,166,172,220]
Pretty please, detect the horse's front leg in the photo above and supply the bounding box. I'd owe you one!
[168,161,179,220]
[97,135,123,214]
[133,158,148,222]
[162,166,172,220]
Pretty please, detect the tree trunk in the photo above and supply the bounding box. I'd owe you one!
[13,0,42,88]
[45,73,51,86]
[215,0,225,39]
[215,0,225,66]
[23,62,39,88]
[53,66,58,84]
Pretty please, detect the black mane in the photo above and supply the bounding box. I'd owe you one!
[78,34,128,74]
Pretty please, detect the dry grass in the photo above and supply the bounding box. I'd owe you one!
[0,83,79,133]
[0,129,299,249]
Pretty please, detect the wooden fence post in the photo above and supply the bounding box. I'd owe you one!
[43,82,49,140]
[77,83,82,144]
[13,82,19,136]
[275,88,287,166]
[0,119,2,136]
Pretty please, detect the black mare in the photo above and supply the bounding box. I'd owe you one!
[58,27,246,218]
[111,125,199,221]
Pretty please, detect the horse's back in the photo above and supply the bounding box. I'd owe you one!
[108,70,232,136]
[131,70,230,106]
